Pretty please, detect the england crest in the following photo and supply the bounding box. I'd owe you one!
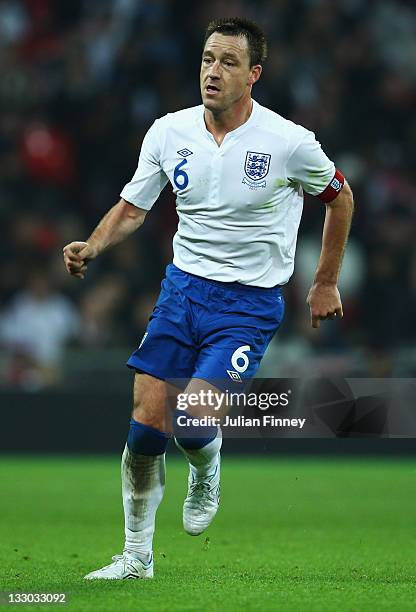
[243,151,272,187]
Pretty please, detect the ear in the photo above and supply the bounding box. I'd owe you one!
[248,65,262,86]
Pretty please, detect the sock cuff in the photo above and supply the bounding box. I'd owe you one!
[129,419,170,439]
[173,408,219,449]
[127,419,170,456]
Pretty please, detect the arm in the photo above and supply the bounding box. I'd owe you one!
[306,180,354,328]
[63,198,146,280]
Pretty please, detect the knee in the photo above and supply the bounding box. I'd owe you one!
[132,400,166,431]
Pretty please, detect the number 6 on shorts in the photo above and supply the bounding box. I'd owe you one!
[231,345,251,373]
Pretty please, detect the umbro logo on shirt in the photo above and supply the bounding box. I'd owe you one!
[177,148,193,157]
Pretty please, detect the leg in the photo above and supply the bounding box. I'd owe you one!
[122,373,171,561]
[85,268,198,578]
[85,373,171,580]
[174,284,285,536]
[174,378,222,536]
[175,378,222,478]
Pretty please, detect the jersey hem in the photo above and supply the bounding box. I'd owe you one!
[171,260,287,290]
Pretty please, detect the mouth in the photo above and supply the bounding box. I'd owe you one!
[205,84,221,95]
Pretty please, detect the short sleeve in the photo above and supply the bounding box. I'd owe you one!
[120,120,169,210]
[286,130,343,201]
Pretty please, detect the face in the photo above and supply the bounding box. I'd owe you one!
[200,32,261,113]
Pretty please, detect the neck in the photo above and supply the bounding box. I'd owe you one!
[204,93,253,145]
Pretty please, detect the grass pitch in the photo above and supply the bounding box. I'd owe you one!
[1,455,416,611]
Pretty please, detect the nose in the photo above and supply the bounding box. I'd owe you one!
[207,60,221,79]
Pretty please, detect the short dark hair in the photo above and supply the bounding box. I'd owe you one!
[203,17,268,67]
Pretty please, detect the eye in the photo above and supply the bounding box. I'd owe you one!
[224,61,235,67]
[203,57,212,64]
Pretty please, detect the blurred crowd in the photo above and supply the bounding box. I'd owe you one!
[0,0,415,388]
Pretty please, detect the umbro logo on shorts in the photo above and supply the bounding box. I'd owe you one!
[226,370,243,382]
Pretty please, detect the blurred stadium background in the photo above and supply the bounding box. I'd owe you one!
[0,0,415,453]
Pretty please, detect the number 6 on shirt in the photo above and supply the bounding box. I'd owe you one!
[174,159,189,190]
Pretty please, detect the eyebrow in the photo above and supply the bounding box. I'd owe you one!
[202,49,239,60]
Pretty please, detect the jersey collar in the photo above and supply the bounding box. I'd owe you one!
[198,99,259,146]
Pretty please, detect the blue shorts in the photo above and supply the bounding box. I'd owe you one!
[127,264,285,385]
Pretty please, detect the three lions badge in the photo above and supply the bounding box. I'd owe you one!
[242,151,271,189]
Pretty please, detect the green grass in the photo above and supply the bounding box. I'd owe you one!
[1,456,416,611]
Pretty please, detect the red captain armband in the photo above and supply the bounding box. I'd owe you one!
[317,169,345,203]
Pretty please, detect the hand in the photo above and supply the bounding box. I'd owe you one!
[62,241,97,280]
[306,283,343,329]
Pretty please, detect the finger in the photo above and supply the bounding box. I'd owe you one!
[335,306,343,318]
[63,247,84,262]
[63,242,89,262]
[311,314,320,329]
[71,265,87,278]
[63,241,88,253]
[65,253,83,265]
[69,265,88,277]
[67,261,84,272]
[67,265,86,279]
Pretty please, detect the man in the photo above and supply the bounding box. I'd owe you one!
[63,17,354,580]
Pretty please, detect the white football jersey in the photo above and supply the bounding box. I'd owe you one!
[121,99,339,287]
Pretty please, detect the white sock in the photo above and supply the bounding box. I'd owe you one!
[121,445,165,562]
[175,432,222,479]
